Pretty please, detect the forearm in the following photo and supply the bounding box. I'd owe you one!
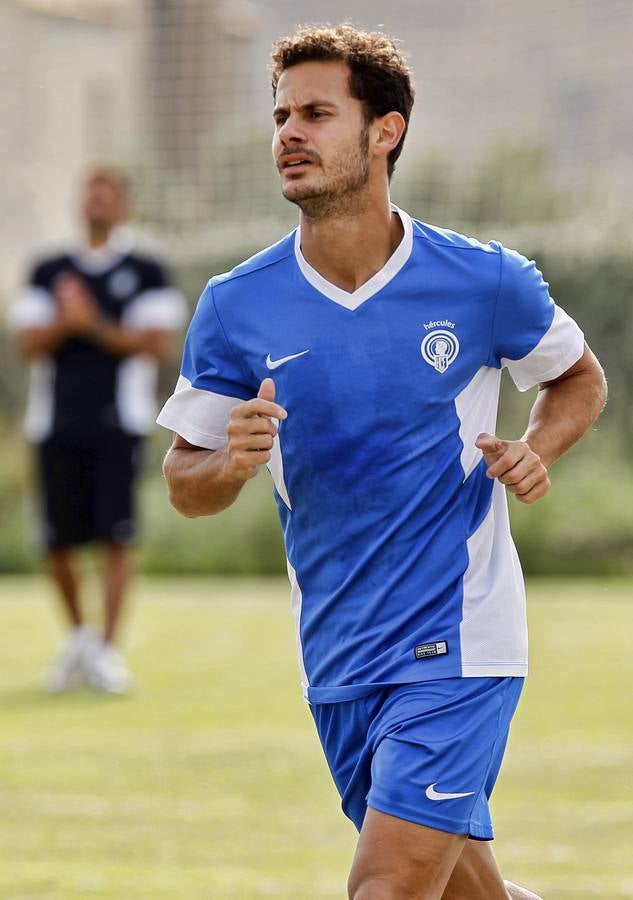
[162,380,285,517]
[93,321,170,358]
[522,352,607,469]
[17,324,68,360]
[163,445,247,517]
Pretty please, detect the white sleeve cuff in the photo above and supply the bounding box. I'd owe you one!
[502,305,585,392]
[156,375,241,449]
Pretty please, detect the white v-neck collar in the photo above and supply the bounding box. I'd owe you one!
[294,204,413,311]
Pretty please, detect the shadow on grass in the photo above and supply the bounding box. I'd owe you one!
[0,684,131,710]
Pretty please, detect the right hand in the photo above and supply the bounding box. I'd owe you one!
[224,378,287,482]
[54,273,100,335]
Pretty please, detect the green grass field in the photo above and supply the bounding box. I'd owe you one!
[1,576,632,899]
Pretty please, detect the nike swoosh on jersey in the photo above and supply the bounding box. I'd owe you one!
[425,783,476,801]
[266,350,310,370]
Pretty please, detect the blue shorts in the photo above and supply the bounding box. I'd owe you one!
[310,676,523,840]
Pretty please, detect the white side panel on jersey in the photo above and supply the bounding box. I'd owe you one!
[266,436,291,509]
[121,288,188,330]
[24,359,55,442]
[6,287,55,330]
[502,304,585,392]
[116,357,160,435]
[287,559,309,696]
[156,375,240,449]
[454,366,501,479]
[460,481,528,677]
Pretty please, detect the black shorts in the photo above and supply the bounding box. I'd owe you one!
[36,428,144,551]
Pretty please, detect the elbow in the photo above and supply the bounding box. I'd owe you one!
[165,482,205,519]
[600,371,608,410]
[169,492,202,519]
[162,452,200,519]
[594,364,608,416]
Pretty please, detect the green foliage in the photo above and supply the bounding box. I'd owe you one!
[506,442,633,576]
[0,426,37,574]
[393,135,586,228]
[527,238,633,451]
[138,444,285,576]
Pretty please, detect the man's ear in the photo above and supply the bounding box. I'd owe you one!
[371,111,406,163]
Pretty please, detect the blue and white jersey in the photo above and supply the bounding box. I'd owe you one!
[158,206,584,703]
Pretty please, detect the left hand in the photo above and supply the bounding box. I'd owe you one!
[475,433,551,505]
[55,273,100,336]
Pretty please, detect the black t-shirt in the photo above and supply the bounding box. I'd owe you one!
[22,248,180,438]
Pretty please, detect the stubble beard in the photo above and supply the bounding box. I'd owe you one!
[281,126,370,221]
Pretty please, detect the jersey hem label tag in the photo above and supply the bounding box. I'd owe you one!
[414,641,448,660]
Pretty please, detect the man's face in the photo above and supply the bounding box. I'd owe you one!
[272,61,371,218]
[81,174,128,231]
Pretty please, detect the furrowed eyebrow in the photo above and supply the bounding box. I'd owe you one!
[273,100,338,117]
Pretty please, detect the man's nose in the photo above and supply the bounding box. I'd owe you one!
[278,115,308,145]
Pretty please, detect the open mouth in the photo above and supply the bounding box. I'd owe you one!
[280,155,315,172]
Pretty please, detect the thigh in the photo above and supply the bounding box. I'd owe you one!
[93,431,143,544]
[348,807,466,900]
[37,435,95,549]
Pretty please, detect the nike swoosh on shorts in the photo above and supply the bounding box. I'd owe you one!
[425,783,476,801]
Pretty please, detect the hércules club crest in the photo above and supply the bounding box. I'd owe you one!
[420,320,460,373]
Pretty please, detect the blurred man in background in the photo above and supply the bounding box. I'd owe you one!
[9,166,186,694]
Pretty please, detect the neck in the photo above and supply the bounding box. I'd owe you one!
[298,189,403,293]
[86,224,113,249]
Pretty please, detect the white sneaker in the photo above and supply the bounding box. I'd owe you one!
[86,642,133,695]
[41,625,98,693]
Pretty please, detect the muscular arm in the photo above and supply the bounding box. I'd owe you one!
[521,343,607,468]
[16,322,70,360]
[17,321,171,361]
[163,378,287,518]
[476,343,607,504]
[90,322,172,359]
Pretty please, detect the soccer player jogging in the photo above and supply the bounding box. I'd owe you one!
[158,25,606,900]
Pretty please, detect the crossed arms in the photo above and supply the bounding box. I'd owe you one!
[17,273,172,361]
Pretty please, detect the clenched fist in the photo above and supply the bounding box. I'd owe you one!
[225,378,288,482]
[475,433,551,505]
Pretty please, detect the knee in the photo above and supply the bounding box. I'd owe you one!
[348,874,430,900]
[504,882,543,900]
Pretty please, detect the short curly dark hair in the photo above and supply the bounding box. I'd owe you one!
[271,23,415,179]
